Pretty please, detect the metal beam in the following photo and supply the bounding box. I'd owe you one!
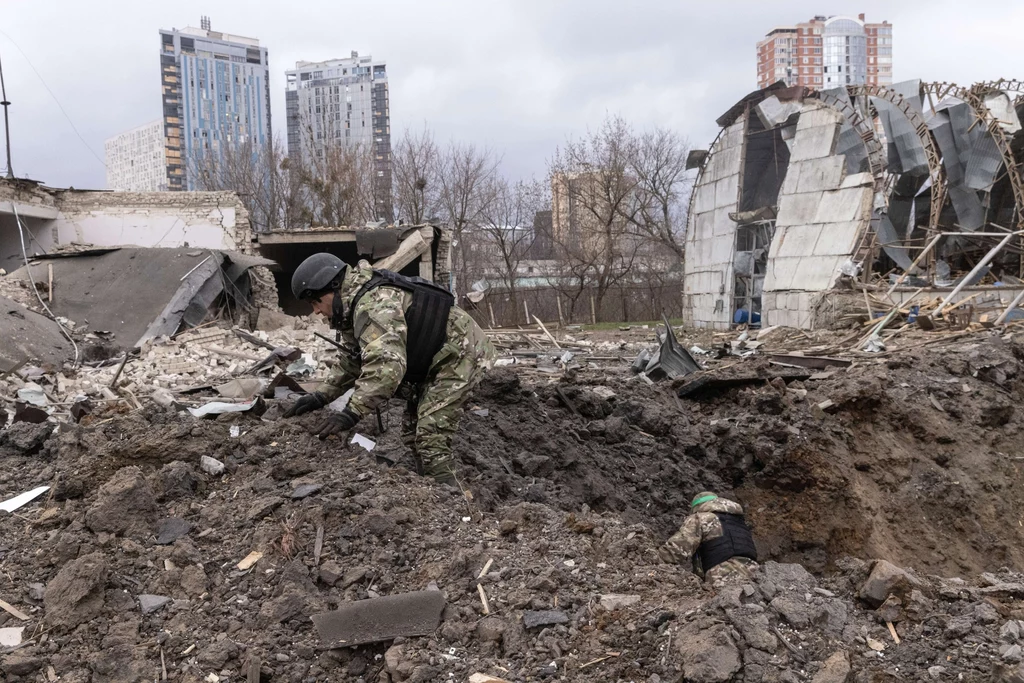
[933,231,1023,316]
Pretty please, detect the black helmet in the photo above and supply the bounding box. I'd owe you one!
[291,253,346,301]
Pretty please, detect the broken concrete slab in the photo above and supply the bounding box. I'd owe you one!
[290,483,322,500]
[200,455,226,476]
[522,609,568,629]
[859,559,927,608]
[311,590,445,648]
[0,296,73,367]
[6,247,276,349]
[599,594,641,611]
[154,517,191,545]
[468,675,512,683]
[138,594,171,615]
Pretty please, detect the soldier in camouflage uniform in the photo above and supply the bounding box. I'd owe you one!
[284,254,495,486]
[659,492,758,587]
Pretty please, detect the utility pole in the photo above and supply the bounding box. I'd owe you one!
[0,50,13,178]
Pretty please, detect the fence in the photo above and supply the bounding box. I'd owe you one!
[463,283,684,328]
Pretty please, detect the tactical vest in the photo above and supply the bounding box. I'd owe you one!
[345,269,454,385]
[696,512,758,573]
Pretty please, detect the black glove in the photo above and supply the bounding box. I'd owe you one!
[313,407,359,440]
[283,391,328,418]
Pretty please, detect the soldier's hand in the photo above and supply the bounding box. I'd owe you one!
[313,407,359,440]
[284,391,328,418]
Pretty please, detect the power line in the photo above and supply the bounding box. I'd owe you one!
[0,29,108,172]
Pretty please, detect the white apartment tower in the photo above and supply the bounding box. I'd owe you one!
[104,120,168,191]
[285,52,392,221]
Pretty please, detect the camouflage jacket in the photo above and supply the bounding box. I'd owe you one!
[318,260,479,418]
[659,497,748,576]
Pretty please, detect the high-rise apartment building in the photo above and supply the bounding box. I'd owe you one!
[105,120,167,191]
[756,14,892,90]
[285,52,392,221]
[159,18,271,191]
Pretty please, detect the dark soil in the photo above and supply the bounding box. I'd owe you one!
[4,334,1024,681]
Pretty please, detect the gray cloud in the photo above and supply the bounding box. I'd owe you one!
[2,0,1020,189]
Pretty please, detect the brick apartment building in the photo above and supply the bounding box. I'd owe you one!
[756,14,892,90]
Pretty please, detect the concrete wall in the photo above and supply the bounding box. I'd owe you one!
[53,190,252,254]
[0,181,61,272]
[0,182,254,272]
[762,102,873,329]
[682,119,746,329]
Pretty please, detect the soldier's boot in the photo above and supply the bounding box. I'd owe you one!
[422,455,458,488]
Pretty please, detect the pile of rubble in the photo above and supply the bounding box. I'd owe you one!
[3,312,1024,680]
[9,270,1024,680]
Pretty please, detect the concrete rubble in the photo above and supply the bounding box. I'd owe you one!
[2,303,1024,680]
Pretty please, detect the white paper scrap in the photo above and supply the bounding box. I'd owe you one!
[350,433,376,452]
[0,626,24,647]
[187,399,258,417]
[0,486,50,513]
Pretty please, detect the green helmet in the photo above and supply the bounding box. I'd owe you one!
[691,492,718,509]
[291,253,346,301]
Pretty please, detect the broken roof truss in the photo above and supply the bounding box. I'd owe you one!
[684,78,1024,330]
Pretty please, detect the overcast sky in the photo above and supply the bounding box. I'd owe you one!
[2,0,1022,189]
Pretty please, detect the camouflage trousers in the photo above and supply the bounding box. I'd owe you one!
[401,310,495,480]
[706,558,759,588]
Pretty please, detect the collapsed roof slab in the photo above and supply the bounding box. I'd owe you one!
[7,248,274,349]
[0,295,72,367]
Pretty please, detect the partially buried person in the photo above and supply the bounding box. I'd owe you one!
[284,253,495,487]
[658,491,758,586]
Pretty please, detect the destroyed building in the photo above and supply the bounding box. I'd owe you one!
[0,178,253,273]
[0,178,276,352]
[256,222,453,313]
[684,79,1024,329]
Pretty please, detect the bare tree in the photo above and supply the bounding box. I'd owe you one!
[392,126,441,224]
[189,136,302,233]
[438,141,500,294]
[475,177,547,324]
[548,115,644,321]
[627,127,691,261]
[289,118,378,227]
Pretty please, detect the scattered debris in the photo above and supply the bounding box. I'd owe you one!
[200,456,226,476]
[154,517,191,545]
[311,590,446,648]
[0,626,24,647]
[236,551,263,571]
[350,433,376,452]
[138,594,171,615]
[0,486,50,513]
[522,610,569,629]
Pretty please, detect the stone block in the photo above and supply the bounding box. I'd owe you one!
[777,191,823,228]
[714,175,739,210]
[693,184,715,214]
[795,255,842,291]
[790,124,839,162]
[774,224,823,259]
[812,222,862,257]
[815,187,870,224]
[796,156,846,194]
[797,104,842,131]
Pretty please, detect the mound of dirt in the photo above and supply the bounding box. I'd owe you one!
[3,335,1024,680]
